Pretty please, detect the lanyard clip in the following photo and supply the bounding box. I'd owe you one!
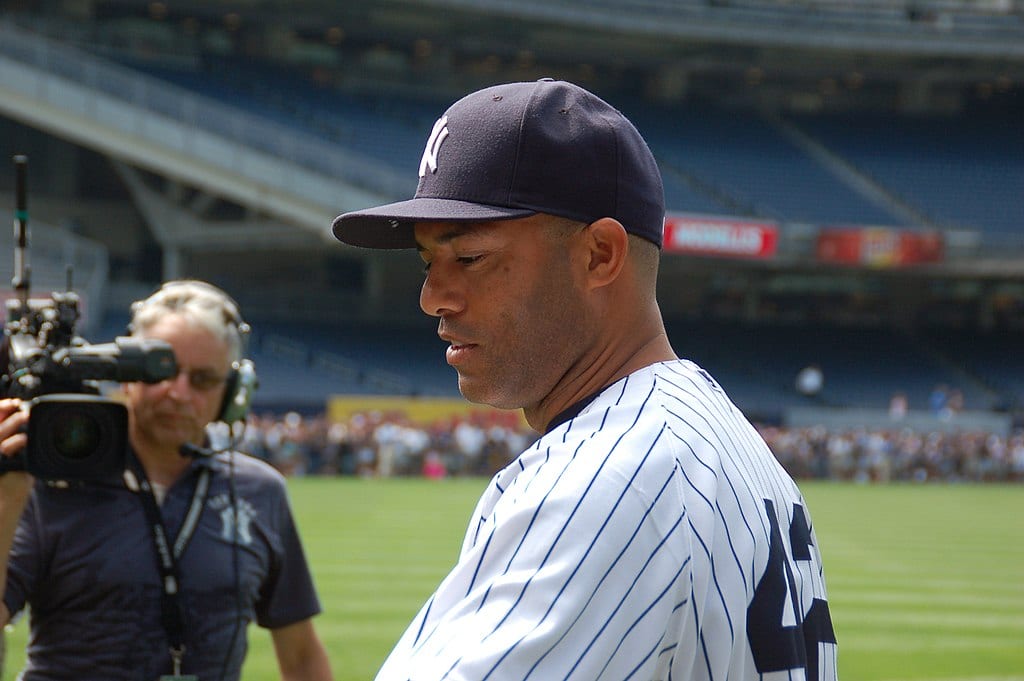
[158,646,197,680]
[170,645,186,676]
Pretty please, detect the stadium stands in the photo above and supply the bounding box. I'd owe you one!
[663,319,1005,418]
[92,49,1023,241]
[16,46,1023,417]
[925,327,1024,410]
[628,104,909,225]
[87,53,1021,239]
[5,16,1018,235]
[2,9,1021,425]
[94,313,460,412]
[788,111,1024,234]
[133,314,1012,421]
[120,56,434,174]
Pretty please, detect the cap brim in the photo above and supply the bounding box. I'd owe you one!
[332,198,536,249]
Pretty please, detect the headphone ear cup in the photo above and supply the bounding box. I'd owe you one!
[218,359,258,423]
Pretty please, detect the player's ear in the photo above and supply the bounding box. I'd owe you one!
[581,217,629,289]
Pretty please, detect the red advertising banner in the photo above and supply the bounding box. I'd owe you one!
[816,227,943,266]
[663,215,778,259]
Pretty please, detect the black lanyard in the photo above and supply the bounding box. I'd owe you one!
[129,461,212,676]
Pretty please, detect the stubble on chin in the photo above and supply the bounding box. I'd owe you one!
[457,371,512,410]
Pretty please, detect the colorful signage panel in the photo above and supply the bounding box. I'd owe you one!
[816,227,944,266]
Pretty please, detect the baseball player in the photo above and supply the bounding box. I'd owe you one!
[333,79,837,680]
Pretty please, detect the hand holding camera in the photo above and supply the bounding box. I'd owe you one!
[0,399,33,539]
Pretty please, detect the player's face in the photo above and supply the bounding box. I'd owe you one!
[416,214,590,411]
[124,313,231,454]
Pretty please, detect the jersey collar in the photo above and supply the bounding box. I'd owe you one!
[545,390,602,434]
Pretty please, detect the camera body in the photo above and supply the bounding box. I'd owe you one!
[1,293,177,481]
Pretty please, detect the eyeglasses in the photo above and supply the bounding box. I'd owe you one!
[167,367,228,391]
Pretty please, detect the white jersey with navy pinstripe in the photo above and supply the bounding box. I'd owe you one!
[376,359,837,681]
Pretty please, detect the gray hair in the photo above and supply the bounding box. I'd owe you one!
[129,280,248,362]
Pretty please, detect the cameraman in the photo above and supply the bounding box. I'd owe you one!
[0,280,333,680]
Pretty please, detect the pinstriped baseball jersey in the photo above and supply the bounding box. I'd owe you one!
[376,359,837,680]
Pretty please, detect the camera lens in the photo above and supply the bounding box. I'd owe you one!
[27,395,129,480]
[51,408,103,460]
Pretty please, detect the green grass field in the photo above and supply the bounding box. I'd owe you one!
[4,479,1022,680]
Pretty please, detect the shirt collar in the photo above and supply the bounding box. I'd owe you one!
[545,390,602,434]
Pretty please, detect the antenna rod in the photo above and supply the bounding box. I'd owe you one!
[12,154,29,314]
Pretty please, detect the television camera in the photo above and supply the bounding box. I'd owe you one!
[0,155,177,481]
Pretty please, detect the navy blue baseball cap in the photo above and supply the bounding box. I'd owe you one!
[332,78,665,249]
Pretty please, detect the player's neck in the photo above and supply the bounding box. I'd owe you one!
[528,331,677,433]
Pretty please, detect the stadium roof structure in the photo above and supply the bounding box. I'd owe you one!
[32,0,1024,111]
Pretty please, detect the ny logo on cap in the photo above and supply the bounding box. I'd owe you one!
[419,115,449,178]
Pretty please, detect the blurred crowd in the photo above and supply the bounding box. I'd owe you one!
[216,411,1024,484]
[219,410,540,479]
[759,424,1024,483]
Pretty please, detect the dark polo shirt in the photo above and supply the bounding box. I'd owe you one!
[4,450,322,680]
